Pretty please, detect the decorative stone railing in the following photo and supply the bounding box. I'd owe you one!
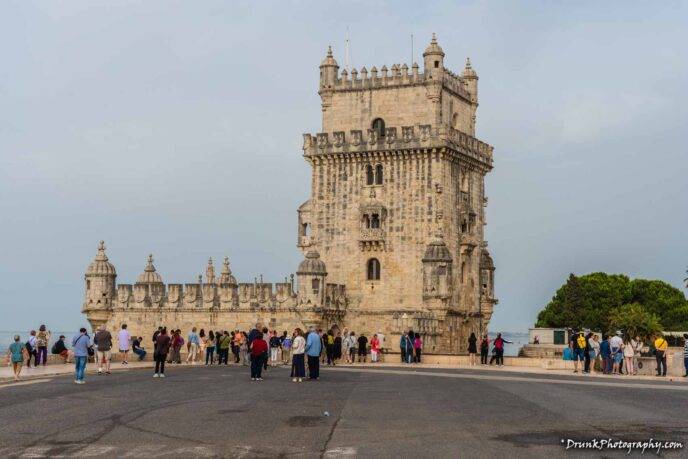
[359,228,385,242]
[303,126,493,164]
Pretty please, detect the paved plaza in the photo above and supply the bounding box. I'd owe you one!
[1,364,687,457]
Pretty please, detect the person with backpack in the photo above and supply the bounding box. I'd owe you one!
[325,330,335,366]
[71,328,92,384]
[582,331,593,374]
[51,335,70,363]
[653,334,668,377]
[36,325,51,366]
[25,330,37,368]
[489,333,511,366]
[571,330,587,373]
[479,335,490,365]
[282,331,292,365]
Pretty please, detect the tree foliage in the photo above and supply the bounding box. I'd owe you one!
[535,273,688,333]
[608,303,662,340]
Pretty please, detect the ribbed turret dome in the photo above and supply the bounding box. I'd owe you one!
[136,254,163,284]
[320,46,338,67]
[86,241,116,276]
[422,234,452,262]
[219,256,237,285]
[297,250,327,275]
[462,57,477,78]
[423,33,445,58]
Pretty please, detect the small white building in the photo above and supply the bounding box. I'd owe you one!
[528,327,569,345]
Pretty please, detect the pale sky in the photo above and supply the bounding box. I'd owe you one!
[1,1,686,333]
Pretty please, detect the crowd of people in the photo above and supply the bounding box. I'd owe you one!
[6,323,688,383]
[561,329,681,377]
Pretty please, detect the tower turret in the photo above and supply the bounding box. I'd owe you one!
[83,241,117,330]
[423,33,445,77]
[319,46,339,90]
[135,254,164,305]
[296,250,327,306]
[462,57,478,100]
[421,233,453,300]
[219,256,237,286]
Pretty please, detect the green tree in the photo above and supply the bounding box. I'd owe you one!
[535,273,687,332]
[608,303,662,340]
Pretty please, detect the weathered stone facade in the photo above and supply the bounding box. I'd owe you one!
[82,35,497,354]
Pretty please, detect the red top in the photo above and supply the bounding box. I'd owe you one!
[371,337,380,352]
[251,338,268,357]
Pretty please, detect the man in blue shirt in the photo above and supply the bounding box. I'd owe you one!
[186,327,200,364]
[305,327,322,380]
[71,328,92,384]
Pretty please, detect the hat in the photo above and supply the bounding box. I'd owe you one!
[615,330,622,336]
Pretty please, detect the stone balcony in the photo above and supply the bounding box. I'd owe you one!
[359,228,385,242]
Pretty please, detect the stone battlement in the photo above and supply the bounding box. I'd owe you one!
[332,63,472,101]
[302,126,493,165]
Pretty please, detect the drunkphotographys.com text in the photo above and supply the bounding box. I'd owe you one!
[561,438,683,454]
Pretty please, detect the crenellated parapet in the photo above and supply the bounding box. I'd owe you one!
[303,126,493,167]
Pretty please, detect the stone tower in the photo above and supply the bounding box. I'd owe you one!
[83,241,117,330]
[299,35,497,353]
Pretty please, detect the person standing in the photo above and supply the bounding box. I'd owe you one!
[25,330,37,368]
[153,327,171,378]
[342,330,351,363]
[400,332,413,364]
[36,325,51,366]
[186,327,200,364]
[609,331,624,375]
[370,334,380,363]
[631,336,642,376]
[683,333,688,377]
[250,331,268,380]
[357,333,368,363]
[118,324,131,365]
[262,327,270,371]
[51,335,70,363]
[219,331,231,365]
[589,334,600,372]
[291,328,306,382]
[653,334,668,377]
[71,328,92,384]
[94,325,113,375]
[622,335,635,375]
[269,331,281,367]
[467,332,478,366]
[205,330,215,365]
[6,335,27,380]
[414,334,423,363]
[132,336,147,361]
[571,330,586,373]
[282,331,292,365]
[599,335,611,374]
[333,331,342,364]
[490,333,511,366]
[305,327,322,380]
[479,335,489,365]
[240,332,249,366]
[583,331,593,374]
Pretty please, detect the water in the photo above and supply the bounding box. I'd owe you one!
[0,330,75,353]
[489,331,529,357]
[1,330,530,356]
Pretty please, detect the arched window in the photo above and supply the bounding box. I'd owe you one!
[86,280,91,290]
[375,164,383,185]
[312,278,320,294]
[367,258,381,280]
[452,113,459,129]
[366,164,374,185]
[372,118,385,139]
[371,213,380,229]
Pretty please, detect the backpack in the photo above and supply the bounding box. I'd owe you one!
[576,334,586,349]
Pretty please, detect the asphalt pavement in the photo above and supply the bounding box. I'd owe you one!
[0,363,686,458]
